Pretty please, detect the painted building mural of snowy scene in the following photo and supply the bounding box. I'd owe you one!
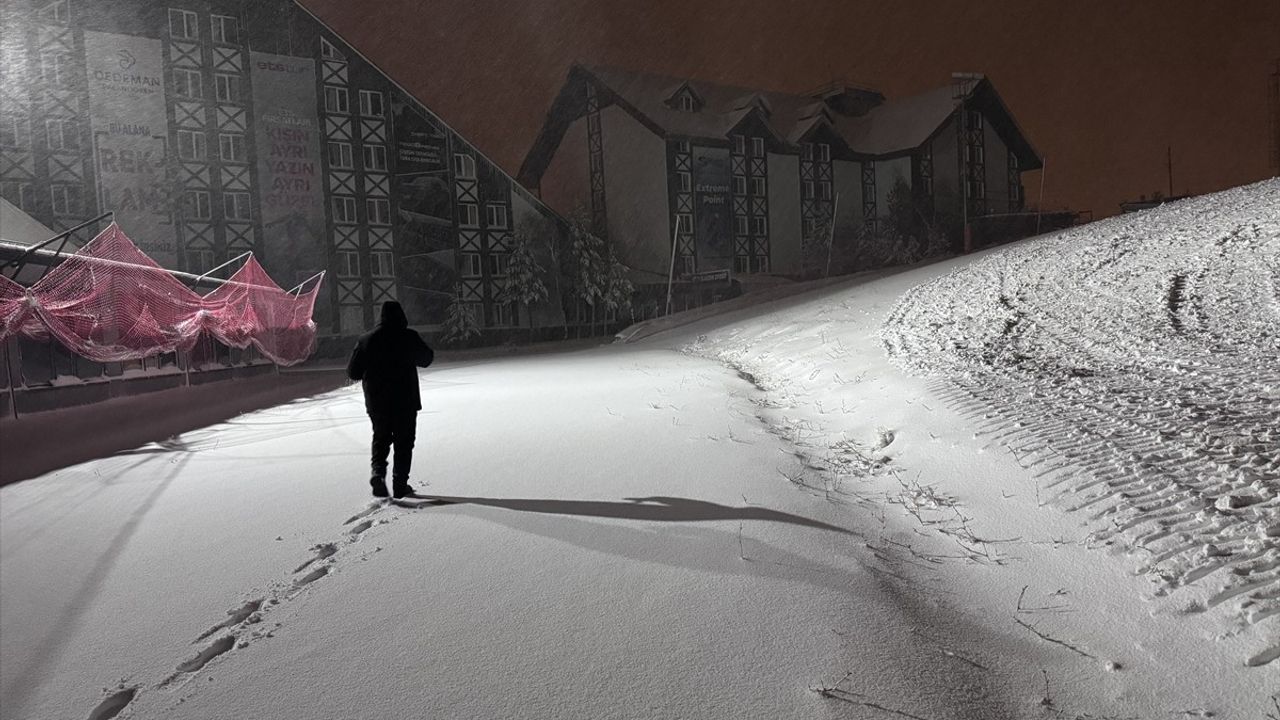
[0,0,567,343]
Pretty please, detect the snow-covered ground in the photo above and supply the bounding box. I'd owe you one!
[881,180,1280,660]
[1,181,1276,720]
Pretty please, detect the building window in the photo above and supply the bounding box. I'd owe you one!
[460,252,481,278]
[45,117,78,151]
[320,37,345,60]
[44,0,69,23]
[818,143,830,162]
[678,171,691,193]
[802,143,813,161]
[169,8,199,40]
[0,113,28,148]
[223,190,251,220]
[358,90,384,117]
[488,252,510,277]
[182,189,211,220]
[366,198,390,225]
[458,202,478,227]
[818,180,832,200]
[49,185,81,215]
[362,144,387,172]
[493,302,516,327]
[1,181,34,211]
[751,177,766,197]
[187,247,216,273]
[679,94,694,112]
[327,141,353,169]
[218,133,245,163]
[214,74,240,104]
[370,250,394,278]
[675,140,690,154]
[336,250,360,278]
[735,215,748,236]
[332,195,357,223]
[173,68,202,99]
[752,216,767,236]
[40,51,71,87]
[751,137,764,157]
[732,135,745,155]
[681,255,696,275]
[676,213,693,233]
[453,153,475,179]
[803,217,816,236]
[211,14,238,45]
[177,129,207,161]
[731,174,745,195]
[485,203,508,229]
[323,86,349,114]
[803,180,814,199]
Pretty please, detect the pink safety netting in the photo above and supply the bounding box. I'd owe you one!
[0,223,323,366]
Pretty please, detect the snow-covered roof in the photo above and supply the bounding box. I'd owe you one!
[0,197,55,247]
[520,65,1043,185]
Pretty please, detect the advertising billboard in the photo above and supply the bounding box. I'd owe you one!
[83,32,175,265]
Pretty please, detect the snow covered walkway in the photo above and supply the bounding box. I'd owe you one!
[2,348,1021,720]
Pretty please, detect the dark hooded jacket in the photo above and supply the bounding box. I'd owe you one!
[347,301,434,414]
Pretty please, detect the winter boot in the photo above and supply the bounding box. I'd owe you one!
[392,480,415,499]
[371,476,390,498]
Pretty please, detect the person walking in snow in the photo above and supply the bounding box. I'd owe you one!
[346,300,434,499]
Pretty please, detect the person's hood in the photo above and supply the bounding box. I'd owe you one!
[380,301,408,329]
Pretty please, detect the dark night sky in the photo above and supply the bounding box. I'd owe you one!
[302,0,1280,218]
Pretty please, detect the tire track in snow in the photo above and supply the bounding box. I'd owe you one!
[881,179,1280,665]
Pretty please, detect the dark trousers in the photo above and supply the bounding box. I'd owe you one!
[369,411,417,485]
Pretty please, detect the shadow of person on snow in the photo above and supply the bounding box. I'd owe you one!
[415,495,856,536]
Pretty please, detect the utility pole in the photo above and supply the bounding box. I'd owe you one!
[824,191,839,278]
[664,217,680,316]
[1035,155,1047,236]
[1270,59,1280,177]
[953,73,982,254]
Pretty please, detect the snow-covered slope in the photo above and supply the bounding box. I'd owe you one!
[882,180,1280,661]
[678,180,1278,716]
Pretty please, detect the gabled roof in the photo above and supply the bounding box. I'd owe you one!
[289,1,568,227]
[518,64,1043,186]
[834,85,957,156]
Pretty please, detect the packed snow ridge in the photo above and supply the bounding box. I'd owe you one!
[881,179,1280,651]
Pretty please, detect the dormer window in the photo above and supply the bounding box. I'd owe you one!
[667,83,703,112]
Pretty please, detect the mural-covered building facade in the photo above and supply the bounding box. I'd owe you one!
[519,66,1043,284]
[0,0,566,341]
